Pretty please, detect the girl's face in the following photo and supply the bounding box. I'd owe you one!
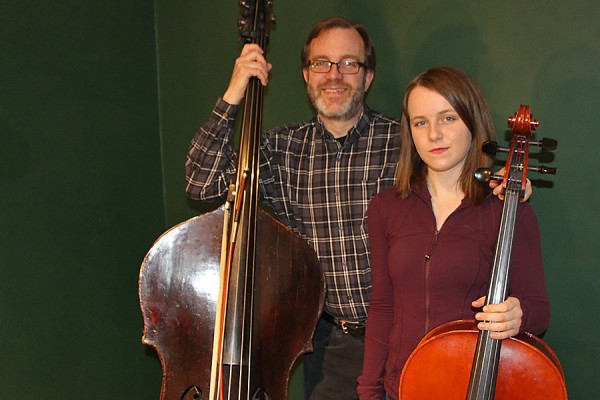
[407,86,472,177]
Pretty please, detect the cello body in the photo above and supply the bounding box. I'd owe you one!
[398,320,567,399]
[139,206,325,399]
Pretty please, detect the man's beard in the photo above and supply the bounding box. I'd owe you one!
[307,77,367,121]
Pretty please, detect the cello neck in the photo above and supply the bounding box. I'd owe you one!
[466,106,536,400]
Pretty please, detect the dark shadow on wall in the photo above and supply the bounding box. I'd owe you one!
[0,120,30,182]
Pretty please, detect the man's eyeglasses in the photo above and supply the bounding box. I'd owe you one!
[308,60,365,75]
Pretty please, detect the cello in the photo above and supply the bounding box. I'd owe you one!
[138,1,325,399]
[398,105,567,399]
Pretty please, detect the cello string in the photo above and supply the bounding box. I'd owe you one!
[468,129,530,400]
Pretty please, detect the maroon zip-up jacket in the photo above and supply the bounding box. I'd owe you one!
[357,184,550,399]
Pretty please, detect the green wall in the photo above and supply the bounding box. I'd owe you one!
[2,0,598,399]
[1,1,163,398]
[156,1,600,399]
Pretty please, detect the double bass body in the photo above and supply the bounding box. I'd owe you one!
[139,206,325,399]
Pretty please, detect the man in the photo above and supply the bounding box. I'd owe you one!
[186,17,397,399]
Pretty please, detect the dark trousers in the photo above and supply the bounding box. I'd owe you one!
[303,317,365,400]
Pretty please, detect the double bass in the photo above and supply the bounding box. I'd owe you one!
[398,105,567,399]
[138,1,325,399]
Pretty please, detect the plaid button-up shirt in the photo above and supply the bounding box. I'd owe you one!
[186,98,401,321]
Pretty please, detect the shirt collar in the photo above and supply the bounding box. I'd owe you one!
[313,104,373,141]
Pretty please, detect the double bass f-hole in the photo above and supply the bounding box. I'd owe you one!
[181,386,202,400]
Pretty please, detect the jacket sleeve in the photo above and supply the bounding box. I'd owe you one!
[509,202,551,336]
[185,98,239,201]
[357,194,393,400]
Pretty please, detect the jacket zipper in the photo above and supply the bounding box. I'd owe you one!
[424,230,440,333]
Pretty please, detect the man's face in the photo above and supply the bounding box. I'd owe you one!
[303,27,374,122]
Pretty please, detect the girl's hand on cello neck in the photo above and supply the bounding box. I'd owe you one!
[472,296,523,340]
[490,168,532,201]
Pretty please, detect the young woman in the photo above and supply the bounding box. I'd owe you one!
[356,66,550,400]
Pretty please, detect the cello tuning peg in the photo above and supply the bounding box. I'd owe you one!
[530,137,558,151]
[482,141,510,155]
[529,165,557,175]
[474,168,491,183]
[474,168,504,184]
[482,141,498,155]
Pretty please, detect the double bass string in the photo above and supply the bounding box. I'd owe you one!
[215,17,267,398]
